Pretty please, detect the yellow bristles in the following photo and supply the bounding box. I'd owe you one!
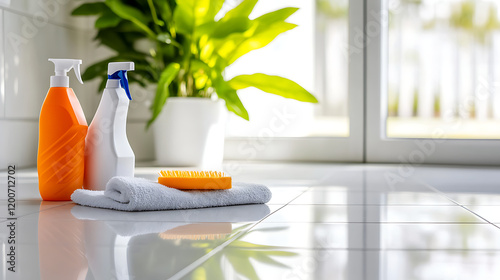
[157,170,232,190]
[158,170,227,178]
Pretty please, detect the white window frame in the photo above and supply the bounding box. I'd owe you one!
[366,0,500,165]
[224,0,365,162]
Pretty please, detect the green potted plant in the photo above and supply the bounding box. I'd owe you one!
[73,0,318,167]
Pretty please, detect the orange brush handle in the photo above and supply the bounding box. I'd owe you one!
[158,177,232,190]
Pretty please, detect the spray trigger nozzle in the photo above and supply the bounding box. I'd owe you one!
[108,62,134,100]
[48,59,83,86]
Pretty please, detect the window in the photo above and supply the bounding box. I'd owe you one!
[224,0,364,162]
[225,0,500,165]
[387,0,500,139]
[367,0,500,165]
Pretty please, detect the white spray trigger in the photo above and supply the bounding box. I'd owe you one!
[73,61,83,84]
[107,62,134,75]
[48,58,83,87]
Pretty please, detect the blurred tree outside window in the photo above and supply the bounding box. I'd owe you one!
[387,0,500,139]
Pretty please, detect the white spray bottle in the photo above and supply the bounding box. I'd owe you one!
[84,62,135,190]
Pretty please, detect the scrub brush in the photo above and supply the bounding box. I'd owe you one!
[158,170,232,190]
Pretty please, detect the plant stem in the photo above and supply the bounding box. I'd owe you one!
[182,37,193,97]
[187,74,194,97]
[146,0,165,78]
[147,0,162,33]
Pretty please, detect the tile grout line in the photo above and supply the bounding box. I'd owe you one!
[172,248,500,253]
[207,221,492,225]
[0,201,73,221]
[167,186,311,280]
[417,180,500,230]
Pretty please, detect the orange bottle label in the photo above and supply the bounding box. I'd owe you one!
[37,87,88,201]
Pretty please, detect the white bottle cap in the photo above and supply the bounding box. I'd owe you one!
[49,58,83,87]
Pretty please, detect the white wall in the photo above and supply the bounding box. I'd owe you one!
[0,0,154,169]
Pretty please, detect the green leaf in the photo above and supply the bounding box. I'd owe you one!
[194,21,216,38]
[173,0,213,35]
[228,73,318,103]
[214,77,249,120]
[190,0,212,24]
[72,2,107,16]
[121,30,147,43]
[184,0,224,28]
[134,63,158,81]
[147,63,181,128]
[95,29,129,53]
[211,17,252,38]
[190,59,213,78]
[82,54,151,83]
[114,21,145,33]
[203,0,225,23]
[222,0,258,21]
[95,9,122,28]
[105,0,155,38]
[253,7,299,33]
[82,60,110,82]
[228,21,297,64]
[181,0,251,38]
[154,0,172,22]
[118,52,150,61]
[173,1,195,35]
[98,78,108,92]
[128,72,149,88]
[191,60,211,90]
[213,32,247,60]
[255,7,298,23]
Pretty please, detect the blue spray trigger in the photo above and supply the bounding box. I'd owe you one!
[108,70,132,100]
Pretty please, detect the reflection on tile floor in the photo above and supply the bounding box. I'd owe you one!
[1,163,500,279]
[180,248,360,280]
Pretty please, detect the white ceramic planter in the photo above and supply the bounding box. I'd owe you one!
[153,97,227,168]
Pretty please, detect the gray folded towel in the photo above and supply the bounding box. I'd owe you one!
[71,176,272,211]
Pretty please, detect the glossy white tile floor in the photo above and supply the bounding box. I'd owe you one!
[1,163,500,279]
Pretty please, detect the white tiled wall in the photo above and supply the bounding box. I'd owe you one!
[0,10,4,119]
[0,1,155,169]
[4,10,85,119]
[6,0,91,29]
[0,120,38,166]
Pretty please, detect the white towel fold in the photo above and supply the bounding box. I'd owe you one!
[71,176,272,211]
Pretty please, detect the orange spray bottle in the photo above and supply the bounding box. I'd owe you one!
[37,59,87,200]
